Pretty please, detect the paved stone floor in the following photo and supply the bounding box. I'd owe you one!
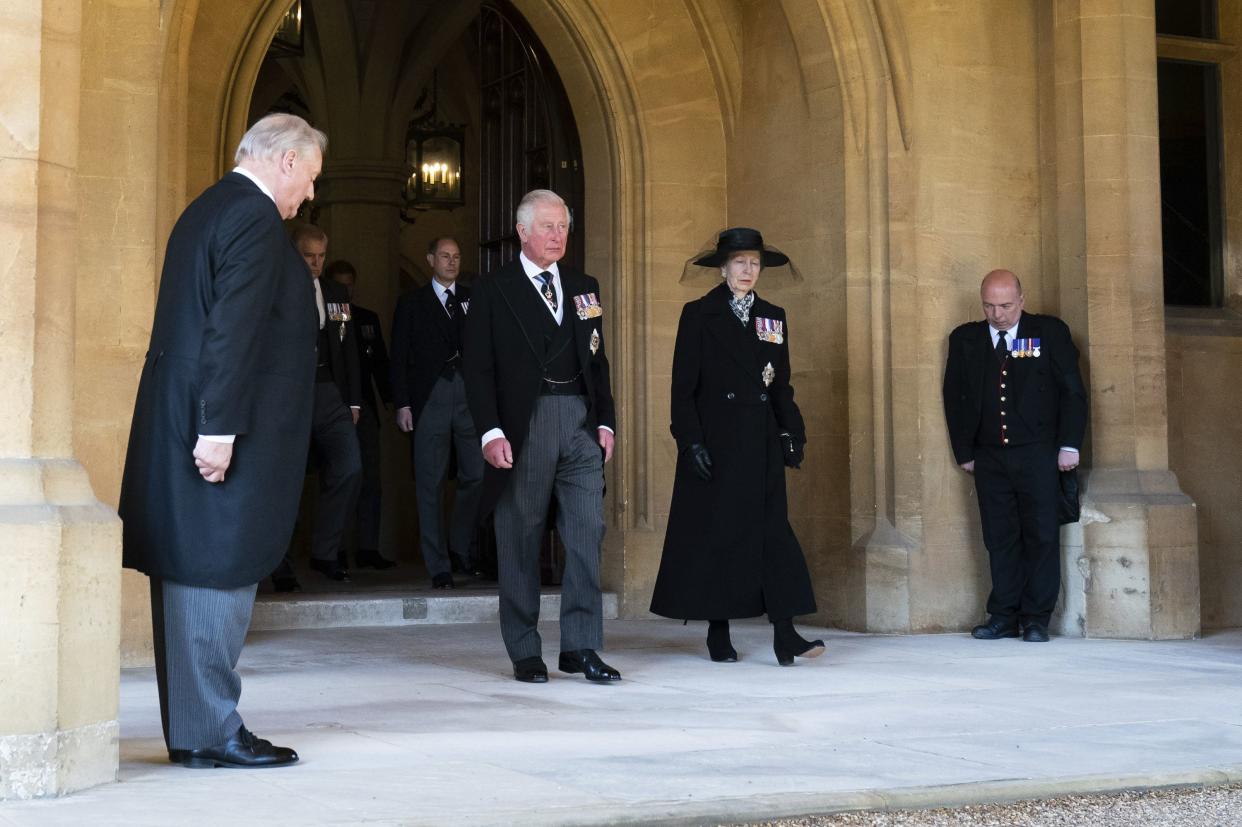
[2,621,1241,826]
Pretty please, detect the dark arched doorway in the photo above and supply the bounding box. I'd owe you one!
[239,0,588,603]
[478,1,585,274]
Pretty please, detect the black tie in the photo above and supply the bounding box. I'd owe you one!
[444,288,458,320]
[995,330,1008,363]
[537,271,558,313]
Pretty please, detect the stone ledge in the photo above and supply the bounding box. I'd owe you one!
[250,590,620,632]
[0,720,118,800]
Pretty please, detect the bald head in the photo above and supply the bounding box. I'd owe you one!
[980,269,1024,331]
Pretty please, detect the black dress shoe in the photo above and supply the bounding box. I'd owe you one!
[356,549,396,570]
[558,649,622,683]
[309,558,351,582]
[1023,622,1050,642]
[513,656,549,683]
[971,616,1020,640]
[271,575,301,593]
[431,571,455,589]
[178,727,298,769]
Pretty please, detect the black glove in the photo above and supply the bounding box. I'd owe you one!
[780,433,804,469]
[686,443,713,481]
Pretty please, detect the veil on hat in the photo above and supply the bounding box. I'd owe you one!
[679,228,802,286]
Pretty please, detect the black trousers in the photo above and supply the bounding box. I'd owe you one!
[973,441,1060,625]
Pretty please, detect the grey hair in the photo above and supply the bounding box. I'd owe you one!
[515,189,568,228]
[234,113,328,166]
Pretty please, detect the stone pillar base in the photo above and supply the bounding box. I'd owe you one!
[1054,468,1200,640]
[849,521,916,633]
[0,459,122,799]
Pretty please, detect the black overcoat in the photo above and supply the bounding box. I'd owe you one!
[462,259,616,516]
[650,283,817,620]
[118,173,317,588]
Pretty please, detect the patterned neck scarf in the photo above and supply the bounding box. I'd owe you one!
[729,290,754,324]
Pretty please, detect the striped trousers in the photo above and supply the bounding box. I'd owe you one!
[150,579,257,750]
[494,395,605,661]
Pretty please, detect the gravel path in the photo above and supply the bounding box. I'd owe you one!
[736,783,1242,826]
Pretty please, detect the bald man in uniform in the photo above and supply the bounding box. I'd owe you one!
[943,270,1087,643]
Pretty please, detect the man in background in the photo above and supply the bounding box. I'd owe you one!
[390,236,484,589]
[328,259,394,571]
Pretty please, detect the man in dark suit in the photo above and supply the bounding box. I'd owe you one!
[943,269,1087,643]
[287,224,363,584]
[390,237,483,588]
[463,189,620,684]
[118,113,324,768]
[327,259,394,571]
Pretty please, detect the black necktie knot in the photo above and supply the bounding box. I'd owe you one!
[995,330,1008,363]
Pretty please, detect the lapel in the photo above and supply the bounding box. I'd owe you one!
[560,269,593,367]
[493,260,550,361]
[421,282,456,346]
[703,284,763,386]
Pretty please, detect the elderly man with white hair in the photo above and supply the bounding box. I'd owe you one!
[119,113,325,768]
[463,189,620,684]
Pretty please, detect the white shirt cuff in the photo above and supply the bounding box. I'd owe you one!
[350,405,361,410]
[598,426,615,435]
[481,428,505,448]
[1060,447,1079,453]
[199,434,236,444]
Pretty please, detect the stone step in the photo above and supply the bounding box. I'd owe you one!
[251,590,619,632]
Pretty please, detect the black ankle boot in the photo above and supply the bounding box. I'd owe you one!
[706,620,738,662]
[771,618,825,666]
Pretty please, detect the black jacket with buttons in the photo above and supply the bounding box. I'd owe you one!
[651,283,816,621]
[942,312,1087,465]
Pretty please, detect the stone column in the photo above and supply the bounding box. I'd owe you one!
[1050,0,1200,639]
[0,1,123,798]
[315,159,406,310]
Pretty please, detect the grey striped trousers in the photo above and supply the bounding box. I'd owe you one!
[494,394,605,661]
[150,579,257,750]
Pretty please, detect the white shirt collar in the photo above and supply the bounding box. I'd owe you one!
[231,166,277,205]
[518,251,559,282]
[989,319,1019,348]
[431,278,457,304]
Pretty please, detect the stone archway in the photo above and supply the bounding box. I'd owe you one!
[127,0,911,658]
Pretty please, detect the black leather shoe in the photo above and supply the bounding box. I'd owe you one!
[431,571,455,589]
[309,558,351,582]
[178,727,298,769]
[271,575,301,593]
[971,616,1020,640]
[356,549,395,570]
[558,649,621,683]
[513,656,548,683]
[1022,622,1051,642]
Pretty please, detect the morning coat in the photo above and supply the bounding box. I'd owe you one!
[462,258,616,516]
[389,282,470,428]
[118,173,317,588]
